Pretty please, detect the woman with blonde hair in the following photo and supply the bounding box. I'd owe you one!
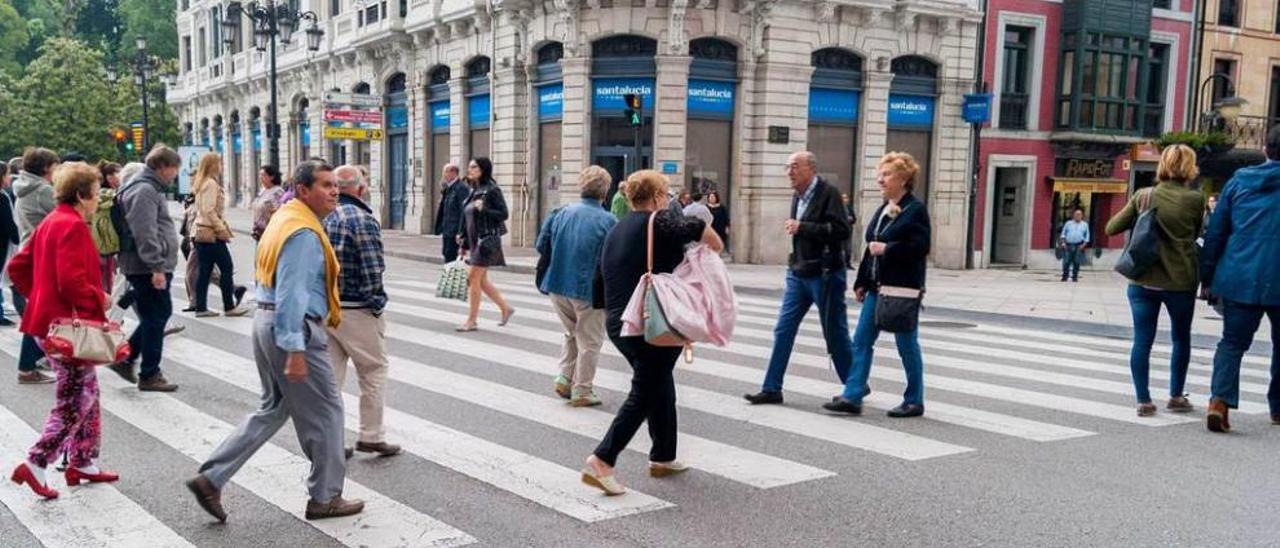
[581,169,722,495]
[1105,143,1205,417]
[8,163,117,499]
[190,153,248,318]
[826,152,931,418]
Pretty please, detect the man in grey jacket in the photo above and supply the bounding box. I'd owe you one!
[108,145,182,392]
[11,147,57,384]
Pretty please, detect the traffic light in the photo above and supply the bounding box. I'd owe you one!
[111,128,128,144]
[623,93,642,127]
[130,123,145,154]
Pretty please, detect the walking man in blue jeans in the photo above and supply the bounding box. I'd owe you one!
[1202,127,1280,433]
[1059,207,1089,282]
[745,151,852,405]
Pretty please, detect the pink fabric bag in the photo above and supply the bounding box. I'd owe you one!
[621,212,737,353]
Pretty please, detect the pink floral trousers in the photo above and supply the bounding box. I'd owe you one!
[27,341,101,469]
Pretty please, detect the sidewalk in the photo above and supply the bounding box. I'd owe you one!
[190,202,1254,339]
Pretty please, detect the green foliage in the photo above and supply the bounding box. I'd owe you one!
[119,0,176,60]
[0,0,29,76]
[1155,131,1234,151]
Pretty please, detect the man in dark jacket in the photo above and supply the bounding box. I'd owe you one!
[746,151,853,405]
[1202,127,1280,433]
[434,164,468,262]
[109,145,182,392]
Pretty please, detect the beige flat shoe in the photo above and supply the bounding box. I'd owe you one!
[581,469,626,496]
[455,323,478,332]
[648,460,691,478]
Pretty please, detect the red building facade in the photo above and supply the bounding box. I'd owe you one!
[975,0,1194,269]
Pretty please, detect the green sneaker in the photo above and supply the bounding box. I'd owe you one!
[569,391,602,408]
[553,376,571,399]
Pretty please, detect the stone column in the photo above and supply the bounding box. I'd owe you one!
[412,72,434,235]
[493,63,531,246]
[558,56,590,204]
[654,55,691,188]
[931,77,975,269]
[737,60,812,264]
[449,71,467,169]
[857,69,893,225]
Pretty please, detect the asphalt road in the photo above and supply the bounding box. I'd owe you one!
[1,235,1278,547]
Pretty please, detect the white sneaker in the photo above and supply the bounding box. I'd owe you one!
[224,306,251,318]
[194,310,220,318]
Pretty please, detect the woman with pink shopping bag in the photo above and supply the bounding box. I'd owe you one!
[581,170,724,496]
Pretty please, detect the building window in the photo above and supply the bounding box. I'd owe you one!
[181,0,189,10]
[1218,0,1239,26]
[182,36,192,72]
[1153,0,1170,8]
[1143,43,1169,137]
[1056,32,1148,133]
[1211,58,1237,106]
[210,7,222,60]
[1000,26,1033,130]
[330,0,340,16]
[1269,67,1280,128]
[197,27,206,67]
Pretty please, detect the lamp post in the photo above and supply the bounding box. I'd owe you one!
[222,0,324,169]
[132,36,156,152]
[1197,73,1247,133]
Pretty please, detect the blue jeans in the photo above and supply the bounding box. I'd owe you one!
[841,291,926,405]
[1061,244,1084,280]
[1209,300,1280,413]
[126,273,173,380]
[1125,285,1196,404]
[11,287,45,372]
[760,269,852,393]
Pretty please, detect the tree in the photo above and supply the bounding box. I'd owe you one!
[74,0,121,61]
[119,0,175,60]
[10,38,123,161]
[0,0,30,77]
[0,73,19,159]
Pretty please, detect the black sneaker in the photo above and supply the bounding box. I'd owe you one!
[822,397,862,415]
[0,318,15,327]
[743,391,783,405]
[117,290,136,310]
[886,403,924,418]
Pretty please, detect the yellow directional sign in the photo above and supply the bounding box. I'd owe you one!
[323,127,384,141]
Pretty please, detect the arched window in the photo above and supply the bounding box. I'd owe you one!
[886,55,939,204]
[807,48,864,198]
[686,38,740,220]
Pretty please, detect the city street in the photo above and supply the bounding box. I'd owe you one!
[1,220,1278,547]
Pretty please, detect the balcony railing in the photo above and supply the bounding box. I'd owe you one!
[1201,113,1273,150]
[998,92,1029,130]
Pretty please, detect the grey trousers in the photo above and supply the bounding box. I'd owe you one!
[198,310,347,502]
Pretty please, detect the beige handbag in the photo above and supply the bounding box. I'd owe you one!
[44,317,131,365]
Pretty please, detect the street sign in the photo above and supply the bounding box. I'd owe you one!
[324,127,384,141]
[324,109,384,124]
[963,93,993,124]
[323,92,382,107]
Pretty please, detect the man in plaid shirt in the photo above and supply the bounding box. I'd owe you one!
[323,165,400,458]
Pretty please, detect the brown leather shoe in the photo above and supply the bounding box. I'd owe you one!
[1207,399,1231,433]
[138,375,179,392]
[186,475,227,523]
[17,371,54,384]
[305,496,365,520]
[355,441,402,457]
[106,360,137,384]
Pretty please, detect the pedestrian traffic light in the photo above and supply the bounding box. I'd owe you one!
[111,128,128,144]
[623,94,642,127]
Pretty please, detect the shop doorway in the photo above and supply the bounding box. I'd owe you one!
[387,133,408,230]
[990,167,1029,265]
[593,146,651,198]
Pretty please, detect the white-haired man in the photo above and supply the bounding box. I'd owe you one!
[324,165,399,458]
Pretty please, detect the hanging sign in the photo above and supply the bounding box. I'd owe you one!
[687,80,735,119]
[323,127,384,140]
[538,83,564,120]
[324,109,384,124]
[323,91,382,108]
[592,78,655,114]
[887,94,935,128]
[963,93,992,124]
[808,88,861,125]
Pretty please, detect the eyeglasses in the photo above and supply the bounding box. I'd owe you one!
[785,163,801,171]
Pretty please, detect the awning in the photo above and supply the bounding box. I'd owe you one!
[1051,178,1129,194]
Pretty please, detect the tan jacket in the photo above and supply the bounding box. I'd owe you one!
[193,177,233,243]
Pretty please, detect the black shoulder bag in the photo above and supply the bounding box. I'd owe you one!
[871,204,924,333]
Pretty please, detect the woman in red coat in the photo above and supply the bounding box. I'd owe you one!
[7,162,115,500]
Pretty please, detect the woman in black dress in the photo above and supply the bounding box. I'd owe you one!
[581,170,723,496]
[456,157,515,331]
[707,191,729,247]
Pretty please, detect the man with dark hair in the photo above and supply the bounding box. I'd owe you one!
[12,147,58,384]
[1059,207,1090,282]
[189,160,363,522]
[1202,127,1280,433]
[110,144,182,392]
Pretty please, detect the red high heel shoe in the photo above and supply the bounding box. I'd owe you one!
[10,463,59,499]
[65,467,119,486]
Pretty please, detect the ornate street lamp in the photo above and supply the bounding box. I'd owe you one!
[1197,73,1248,133]
[131,36,157,152]
[222,1,324,169]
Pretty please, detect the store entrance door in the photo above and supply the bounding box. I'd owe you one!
[990,167,1029,265]
[593,146,651,201]
[387,133,408,230]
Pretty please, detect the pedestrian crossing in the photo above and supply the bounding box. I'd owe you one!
[0,268,1274,546]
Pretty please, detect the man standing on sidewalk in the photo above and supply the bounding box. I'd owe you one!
[536,166,617,407]
[110,145,181,392]
[188,160,363,522]
[745,151,853,406]
[434,164,467,263]
[1059,208,1090,282]
[325,165,400,458]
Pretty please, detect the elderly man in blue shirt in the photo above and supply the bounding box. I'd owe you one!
[1059,207,1090,282]
[187,160,364,523]
[536,165,618,407]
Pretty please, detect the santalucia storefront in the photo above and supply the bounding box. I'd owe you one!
[171,0,981,267]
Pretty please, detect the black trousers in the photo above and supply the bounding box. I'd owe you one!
[195,241,236,311]
[593,335,681,466]
[442,236,460,263]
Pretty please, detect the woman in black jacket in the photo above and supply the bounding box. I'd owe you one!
[825,152,931,418]
[456,157,515,331]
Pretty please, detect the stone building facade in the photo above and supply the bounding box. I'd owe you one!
[171,0,982,267]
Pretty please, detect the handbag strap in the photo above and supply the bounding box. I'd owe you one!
[646,210,658,275]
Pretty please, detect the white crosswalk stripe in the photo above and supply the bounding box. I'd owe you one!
[0,331,477,547]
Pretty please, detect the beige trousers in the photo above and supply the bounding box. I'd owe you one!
[550,294,605,395]
[326,309,388,444]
